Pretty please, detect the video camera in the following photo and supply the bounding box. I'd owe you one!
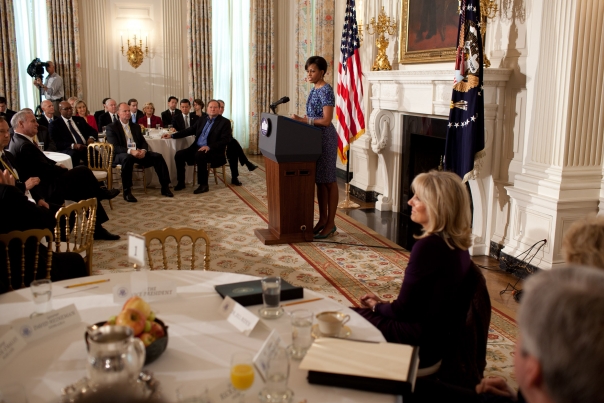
[27,58,50,81]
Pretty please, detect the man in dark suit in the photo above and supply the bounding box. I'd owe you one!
[36,100,55,128]
[216,99,257,186]
[128,98,145,124]
[106,102,173,202]
[162,99,232,194]
[161,96,181,128]
[0,97,16,128]
[171,99,198,132]
[97,99,120,132]
[49,101,98,167]
[94,97,111,130]
[8,110,121,240]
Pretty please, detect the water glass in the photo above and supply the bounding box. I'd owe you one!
[259,347,293,403]
[30,279,52,316]
[156,124,161,130]
[0,383,28,403]
[176,383,210,403]
[259,276,283,319]
[38,142,44,151]
[289,309,313,360]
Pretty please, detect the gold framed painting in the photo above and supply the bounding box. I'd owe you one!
[399,0,459,64]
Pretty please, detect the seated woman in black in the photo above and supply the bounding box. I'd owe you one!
[353,170,473,374]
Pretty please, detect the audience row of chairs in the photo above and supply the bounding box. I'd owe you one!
[0,197,211,290]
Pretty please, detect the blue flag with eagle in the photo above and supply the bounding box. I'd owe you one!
[444,0,485,183]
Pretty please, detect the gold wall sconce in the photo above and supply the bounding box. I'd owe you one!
[121,33,149,69]
[367,7,397,71]
[480,0,498,67]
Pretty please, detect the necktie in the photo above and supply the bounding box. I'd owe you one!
[132,113,136,123]
[0,153,19,180]
[48,117,53,123]
[67,119,85,144]
[112,114,118,123]
[185,114,189,129]
[171,110,174,117]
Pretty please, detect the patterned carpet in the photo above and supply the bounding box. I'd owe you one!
[94,166,517,388]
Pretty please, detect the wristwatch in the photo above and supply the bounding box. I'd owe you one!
[371,303,380,313]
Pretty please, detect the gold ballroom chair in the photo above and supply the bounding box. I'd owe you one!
[142,227,211,271]
[87,142,114,210]
[0,229,53,291]
[53,198,97,275]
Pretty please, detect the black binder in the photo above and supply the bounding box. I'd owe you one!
[214,279,303,306]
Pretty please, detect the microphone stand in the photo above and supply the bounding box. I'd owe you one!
[337,149,360,209]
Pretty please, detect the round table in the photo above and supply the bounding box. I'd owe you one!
[0,271,398,403]
[144,129,195,187]
[44,151,73,170]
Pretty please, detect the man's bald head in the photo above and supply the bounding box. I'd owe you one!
[41,100,54,117]
[59,101,73,119]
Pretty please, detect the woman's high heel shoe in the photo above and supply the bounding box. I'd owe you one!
[313,225,325,235]
[314,226,337,240]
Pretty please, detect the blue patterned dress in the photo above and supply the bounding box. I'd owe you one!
[307,83,338,184]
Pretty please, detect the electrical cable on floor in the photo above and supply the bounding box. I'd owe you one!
[499,239,547,302]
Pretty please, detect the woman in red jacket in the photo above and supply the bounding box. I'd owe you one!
[137,102,163,128]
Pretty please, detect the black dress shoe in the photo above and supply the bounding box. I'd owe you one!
[174,182,186,191]
[94,226,121,240]
[123,188,138,203]
[99,188,120,201]
[161,187,174,197]
[193,185,209,194]
[246,162,257,172]
[231,178,243,186]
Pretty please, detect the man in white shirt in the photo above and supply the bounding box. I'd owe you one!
[171,99,198,131]
[36,100,55,128]
[161,96,182,127]
[48,101,98,167]
[33,61,64,117]
[106,102,173,202]
[128,99,144,124]
[97,99,120,131]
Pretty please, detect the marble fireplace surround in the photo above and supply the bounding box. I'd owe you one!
[352,68,512,255]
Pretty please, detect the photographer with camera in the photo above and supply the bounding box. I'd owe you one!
[32,61,64,117]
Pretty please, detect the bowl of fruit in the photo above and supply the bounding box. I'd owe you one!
[87,296,168,365]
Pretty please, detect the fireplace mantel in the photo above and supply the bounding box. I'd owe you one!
[351,68,512,255]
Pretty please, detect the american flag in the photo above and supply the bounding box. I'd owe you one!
[335,0,365,165]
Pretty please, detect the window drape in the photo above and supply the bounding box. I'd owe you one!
[0,0,19,110]
[188,0,213,104]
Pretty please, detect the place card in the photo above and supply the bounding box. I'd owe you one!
[0,329,27,370]
[15,304,81,343]
[113,282,177,303]
[218,296,260,336]
[128,232,146,268]
[207,381,242,403]
[253,329,284,381]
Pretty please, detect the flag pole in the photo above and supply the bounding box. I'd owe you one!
[338,150,359,209]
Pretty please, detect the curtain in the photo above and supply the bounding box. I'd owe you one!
[187,0,213,103]
[212,0,250,147]
[13,0,50,110]
[293,0,335,114]
[248,0,275,154]
[47,0,83,100]
[0,0,19,110]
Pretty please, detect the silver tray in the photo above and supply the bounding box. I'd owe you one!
[61,371,160,402]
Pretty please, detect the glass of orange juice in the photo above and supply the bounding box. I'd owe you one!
[230,352,254,402]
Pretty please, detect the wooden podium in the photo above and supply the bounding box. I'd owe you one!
[254,113,322,245]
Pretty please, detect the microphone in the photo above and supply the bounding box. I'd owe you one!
[270,96,290,108]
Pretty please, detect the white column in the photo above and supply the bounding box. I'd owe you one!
[503,0,604,269]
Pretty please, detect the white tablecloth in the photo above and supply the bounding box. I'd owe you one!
[144,129,195,187]
[44,151,73,170]
[0,271,398,403]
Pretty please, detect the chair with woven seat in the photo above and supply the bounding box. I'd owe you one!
[142,227,210,270]
[114,164,148,193]
[0,229,53,291]
[87,142,114,209]
[53,198,97,275]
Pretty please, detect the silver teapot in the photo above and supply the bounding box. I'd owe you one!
[86,325,146,386]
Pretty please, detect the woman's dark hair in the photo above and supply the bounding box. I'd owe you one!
[305,56,328,74]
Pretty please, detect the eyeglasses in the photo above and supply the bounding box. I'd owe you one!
[61,107,73,110]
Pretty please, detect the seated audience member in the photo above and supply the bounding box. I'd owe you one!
[67,96,79,109]
[171,99,198,131]
[193,98,207,119]
[36,100,55,128]
[128,98,144,124]
[562,214,604,269]
[161,96,181,127]
[0,97,16,127]
[161,99,231,194]
[217,99,256,186]
[106,102,173,202]
[94,97,111,129]
[97,99,119,132]
[9,110,121,240]
[49,101,98,167]
[0,182,87,294]
[75,100,99,132]
[10,108,56,151]
[137,102,163,128]
[353,171,474,374]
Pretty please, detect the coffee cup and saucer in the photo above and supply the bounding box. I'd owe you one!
[311,311,351,339]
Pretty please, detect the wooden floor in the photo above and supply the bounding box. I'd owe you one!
[248,154,521,320]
